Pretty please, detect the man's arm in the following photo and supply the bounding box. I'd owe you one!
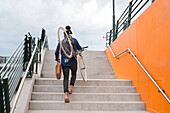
[75,39,82,51]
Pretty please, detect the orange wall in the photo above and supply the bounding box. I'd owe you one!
[105,0,170,113]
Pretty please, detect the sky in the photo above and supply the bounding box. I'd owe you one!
[0,0,152,56]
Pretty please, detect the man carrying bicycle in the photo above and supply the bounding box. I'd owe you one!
[55,25,82,103]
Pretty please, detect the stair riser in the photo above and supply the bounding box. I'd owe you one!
[29,102,145,111]
[31,93,141,101]
[42,72,114,77]
[42,68,113,73]
[35,80,131,86]
[45,53,107,57]
[43,61,111,66]
[41,75,116,79]
[33,86,136,93]
[42,64,113,70]
[28,110,150,113]
[44,57,109,60]
[29,50,147,112]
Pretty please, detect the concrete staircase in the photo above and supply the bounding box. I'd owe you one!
[28,50,149,113]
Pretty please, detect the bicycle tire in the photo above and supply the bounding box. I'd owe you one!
[57,27,74,58]
[78,55,87,82]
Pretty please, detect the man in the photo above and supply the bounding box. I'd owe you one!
[55,25,82,103]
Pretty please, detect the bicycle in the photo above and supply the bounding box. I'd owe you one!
[76,46,88,82]
[57,27,88,82]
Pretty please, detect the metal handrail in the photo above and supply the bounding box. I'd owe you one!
[10,41,38,113]
[105,0,154,47]
[10,36,49,113]
[108,46,170,104]
[0,40,24,77]
[0,56,10,64]
[1,46,24,79]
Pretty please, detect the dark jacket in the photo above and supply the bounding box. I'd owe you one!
[55,37,82,66]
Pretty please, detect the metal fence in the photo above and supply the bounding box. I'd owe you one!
[0,57,10,64]
[0,28,49,113]
[104,0,155,47]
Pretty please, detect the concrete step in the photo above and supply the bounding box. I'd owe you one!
[83,51,106,55]
[42,71,114,77]
[42,63,112,69]
[85,66,113,71]
[41,74,116,79]
[31,92,141,101]
[29,101,145,111]
[42,68,113,73]
[44,52,108,56]
[44,54,109,59]
[28,110,150,113]
[83,56,110,60]
[27,50,148,112]
[42,66,113,72]
[35,79,131,86]
[33,85,136,93]
[46,50,106,55]
[43,61,111,67]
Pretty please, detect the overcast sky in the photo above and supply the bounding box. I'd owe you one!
[0,0,152,56]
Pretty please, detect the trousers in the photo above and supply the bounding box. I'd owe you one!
[62,63,77,93]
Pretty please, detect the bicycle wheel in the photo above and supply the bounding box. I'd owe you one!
[57,27,74,58]
[78,55,87,82]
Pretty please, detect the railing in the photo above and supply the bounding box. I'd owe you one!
[108,46,170,104]
[0,56,10,64]
[104,0,155,47]
[0,28,49,113]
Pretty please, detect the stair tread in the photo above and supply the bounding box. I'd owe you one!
[28,50,147,112]
[35,78,129,81]
[32,92,140,95]
[28,110,150,113]
[30,100,144,103]
[34,85,135,87]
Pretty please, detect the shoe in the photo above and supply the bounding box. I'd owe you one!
[69,88,72,94]
[65,92,70,103]
[69,85,73,94]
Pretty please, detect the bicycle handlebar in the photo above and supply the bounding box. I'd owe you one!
[82,46,88,49]
[82,46,88,51]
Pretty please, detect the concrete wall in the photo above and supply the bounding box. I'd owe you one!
[105,0,170,112]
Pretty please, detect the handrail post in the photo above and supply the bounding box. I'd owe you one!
[3,77,10,113]
[39,39,41,62]
[0,79,4,113]
[128,1,132,27]
[109,30,112,45]
[32,37,35,50]
[35,49,38,74]
[123,20,128,31]
[4,57,6,63]
[27,36,32,78]
[106,32,109,47]
[23,36,28,71]
[115,20,119,38]
[112,0,116,42]
[41,28,46,44]
[32,38,36,75]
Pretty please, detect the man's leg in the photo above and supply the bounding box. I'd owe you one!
[62,66,70,103]
[69,63,77,94]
